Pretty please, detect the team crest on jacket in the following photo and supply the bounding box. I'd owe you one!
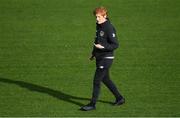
[100,31,104,37]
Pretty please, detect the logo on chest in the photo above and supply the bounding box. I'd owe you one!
[99,31,104,37]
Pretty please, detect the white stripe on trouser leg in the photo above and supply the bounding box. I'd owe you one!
[104,57,114,59]
[99,66,104,69]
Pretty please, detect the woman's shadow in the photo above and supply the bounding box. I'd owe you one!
[0,77,112,107]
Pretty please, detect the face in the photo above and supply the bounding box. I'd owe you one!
[95,14,107,24]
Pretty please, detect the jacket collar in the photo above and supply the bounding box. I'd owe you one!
[97,18,110,27]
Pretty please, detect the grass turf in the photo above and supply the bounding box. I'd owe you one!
[0,0,180,117]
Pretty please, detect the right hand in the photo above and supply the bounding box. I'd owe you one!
[89,55,95,61]
[94,43,104,49]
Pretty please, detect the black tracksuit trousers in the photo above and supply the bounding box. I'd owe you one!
[90,58,123,105]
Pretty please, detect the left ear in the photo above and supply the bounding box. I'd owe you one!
[104,15,107,19]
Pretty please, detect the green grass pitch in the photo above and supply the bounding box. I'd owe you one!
[0,0,180,117]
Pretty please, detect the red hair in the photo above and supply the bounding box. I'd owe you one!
[93,6,108,17]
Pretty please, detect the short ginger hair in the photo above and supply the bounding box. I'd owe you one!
[93,6,108,17]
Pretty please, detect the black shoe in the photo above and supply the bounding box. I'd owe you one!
[80,103,96,111]
[113,98,125,106]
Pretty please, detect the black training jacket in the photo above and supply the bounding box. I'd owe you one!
[92,19,119,60]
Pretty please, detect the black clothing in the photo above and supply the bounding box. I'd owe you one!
[92,19,119,60]
[89,19,123,106]
[90,59,123,105]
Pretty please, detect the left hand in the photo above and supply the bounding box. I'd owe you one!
[94,43,104,49]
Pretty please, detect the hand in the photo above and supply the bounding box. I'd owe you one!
[94,43,104,49]
[89,55,95,61]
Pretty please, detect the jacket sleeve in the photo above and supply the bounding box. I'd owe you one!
[92,25,98,56]
[92,45,96,56]
[102,25,119,51]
